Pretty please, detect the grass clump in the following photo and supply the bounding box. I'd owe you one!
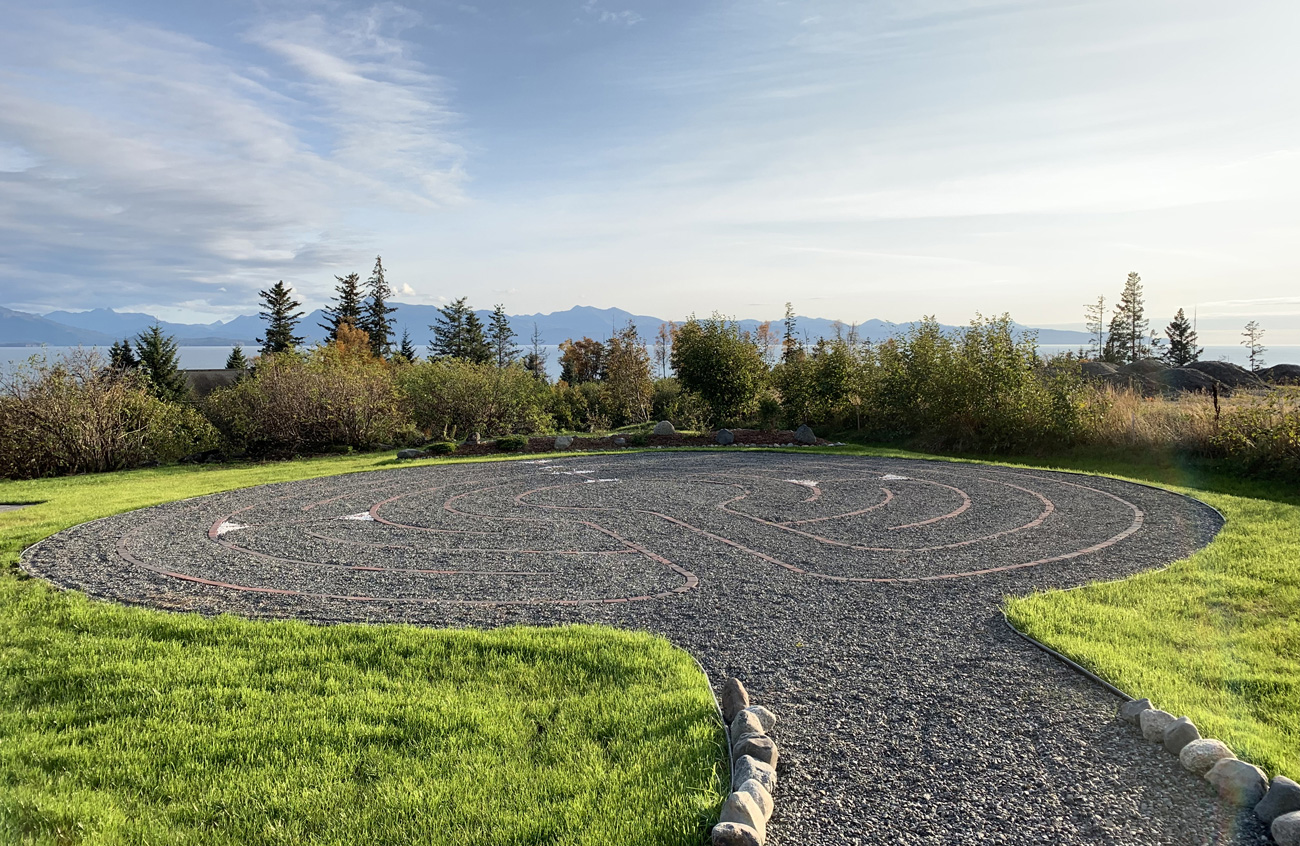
[0,453,725,846]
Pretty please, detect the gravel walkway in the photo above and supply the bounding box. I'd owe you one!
[22,452,1265,844]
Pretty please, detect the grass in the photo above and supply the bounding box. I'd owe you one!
[0,452,726,846]
[815,441,1300,781]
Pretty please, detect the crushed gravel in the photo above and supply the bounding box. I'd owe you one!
[21,452,1263,844]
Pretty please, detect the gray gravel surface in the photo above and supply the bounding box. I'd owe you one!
[21,452,1266,844]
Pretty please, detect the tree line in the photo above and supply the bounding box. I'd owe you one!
[1084,272,1267,370]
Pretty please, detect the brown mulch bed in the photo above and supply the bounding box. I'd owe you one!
[448,429,825,456]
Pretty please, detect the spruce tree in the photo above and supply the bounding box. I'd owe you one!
[487,304,520,368]
[1242,321,1266,372]
[360,255,397,358]
[225,344,249,370]
[428,297,490,362]
[108,338,138,371]
[257,280,305,356]
[134,324,190,402]
[782,302,803,363]
[320,273,363,343]
[1104,272,1150,364]
[522,323,548,381]
[1084,296,1106,359]
[1162,309,1201,366]
[397,328,417,362]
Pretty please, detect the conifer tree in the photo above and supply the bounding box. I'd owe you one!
[1103,272,1150,364]
[1242,321,1266,372]
[134,324,190,402]
[108,338,138,371]
[320,273,363,343]
[360,255,397,358]
[225,344,249,370]
[396,328,417,362]
[428,297,490,362]
[782,302,803,363]
[488,304,520,368]
[1084,296,1106,359]
[522,323,548,381]
[257,280,305,356]
[1162,309,1200,367]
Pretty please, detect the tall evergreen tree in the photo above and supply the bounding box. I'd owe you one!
[428,297,491,362]
[1084,296,1106,359]
[1103,272,1150,364]
[487,304,520,368]
[522,322,548,381]
[396,328,417,362]
[225,344,249,370]
[782,302,803,363]
[320,273,363,343]
[108,338,138,371]
[1242,321,1266,372]
[1164,307,1201,366]
[257,280,305,356]
[134,324,190,402]
[360,255,397,358]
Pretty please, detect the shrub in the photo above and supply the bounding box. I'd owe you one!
[670,315,768,424]
[204,346,405,455]
[426,441,458,455]
[495,434,529,452]
[399,360,552,440]
[664,390,711,432]
[548,381,608,433]
[0,350,218,479]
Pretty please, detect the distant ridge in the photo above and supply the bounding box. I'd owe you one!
[0,304,1095,347]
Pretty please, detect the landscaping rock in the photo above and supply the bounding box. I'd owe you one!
[554,435,573,449]
[1179,738,1235,776]
[711,821,762,846]
[793,424,816,445]
[729,709,766,745]
[466,432,481,445]
[1274,811,1300,846]
[719,790,767,842]
[736,777,774,822]
[733,733,778,769]
[653,420,676,435]
[1139,708,1175,742]
[1118,697,1151,725]
[732,755,777,795]
[716,428,735,445]
[612,437,627,447]
[396,449,426,460]
[740,705,777,732]
[1257,776,1300,825]
[1162,716,1200,754]
[720,678,749,723]
[1206,758,1269,806]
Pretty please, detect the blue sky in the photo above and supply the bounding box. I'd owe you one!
[0,0,1297,342]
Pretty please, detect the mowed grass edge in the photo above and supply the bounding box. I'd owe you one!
[811,444,1300,781]
[0,451,727,846]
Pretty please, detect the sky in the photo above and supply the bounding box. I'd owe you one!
[0,0,1297,344]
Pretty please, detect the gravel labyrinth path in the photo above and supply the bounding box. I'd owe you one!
[23,452,1266,844]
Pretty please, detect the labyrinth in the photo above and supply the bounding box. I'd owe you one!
[22,452,1208,623]
[21,452,1238,843]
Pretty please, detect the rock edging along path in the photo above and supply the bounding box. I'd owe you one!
[21,452,1264,844]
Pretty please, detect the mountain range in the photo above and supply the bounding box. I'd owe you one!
[0,304,1093,348]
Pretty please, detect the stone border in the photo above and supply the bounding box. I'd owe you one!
[1006,616,1300,844]
[712,678,780,846]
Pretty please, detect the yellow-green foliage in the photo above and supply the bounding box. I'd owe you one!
[0,454,725,846]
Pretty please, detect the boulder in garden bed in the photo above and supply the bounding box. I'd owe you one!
[719,790,767,842]
[1139,708,1175,742]
[1162,716,1200,754]
[794,424,817,445]
[1206,758,1269,806]
[732,733,778,768]
[1274,811,1300,846]
[653,420,676,435]
[1118,698,1151,725]
[732,754,777,795]
[716,428,735,445]
[740,705,777,732]
[729,709,765,745]
[720,678,749,723]
[711,821,762,846]
[1257,776,1300,825]
[736,777,774,822]
[396,449,426,460]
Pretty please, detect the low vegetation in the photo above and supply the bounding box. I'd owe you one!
[0,453,726,846]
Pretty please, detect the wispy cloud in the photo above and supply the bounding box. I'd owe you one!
[581,1,644,27]
[0,5,463,317]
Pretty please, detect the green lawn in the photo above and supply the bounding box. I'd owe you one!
[3,444,1297,843]
[0,452,726,846]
